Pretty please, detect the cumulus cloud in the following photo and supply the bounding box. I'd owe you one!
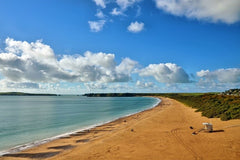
[84,82,107,91]
[154,0,240,24]
[0,80,39,89]
[108,83,135,92]
[139,63,190,83]
[93,0,106,8]
[0,38,138,84]
[95,10,105,18]
[197,68,240,83]
[127,21,144,33]
[91,0,143,32]
[60,52,137,82]
[88,20,106,32]
[84,82,138,93]
[0,38,73,83]
[116,58,138,75]
[136,80,154,88]
[116,0,142,10]
[111,8,124,16]
[3,38,239,93]
[93,0,141,17]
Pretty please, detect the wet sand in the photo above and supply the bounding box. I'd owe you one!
[1,97,240,160]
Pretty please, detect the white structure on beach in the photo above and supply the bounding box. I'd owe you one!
[202,123,213,132]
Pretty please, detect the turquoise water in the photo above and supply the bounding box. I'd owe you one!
[0,96,159,154]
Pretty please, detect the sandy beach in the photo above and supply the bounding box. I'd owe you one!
[1,97,240,160]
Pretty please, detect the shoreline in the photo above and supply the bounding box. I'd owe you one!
[1,97,240,160]
[0,97,161,157]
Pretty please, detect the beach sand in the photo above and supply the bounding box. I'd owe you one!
[1,97,240,160]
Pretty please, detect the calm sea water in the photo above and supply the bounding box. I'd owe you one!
[0,96,159,154]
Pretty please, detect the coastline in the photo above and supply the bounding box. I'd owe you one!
[1,97,240,160]
[0,97,161,157]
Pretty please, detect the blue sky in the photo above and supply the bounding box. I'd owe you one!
[0,0,240,94]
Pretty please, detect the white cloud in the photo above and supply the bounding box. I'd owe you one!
[84,82,137,93]
[0,38,72,83]
[116,0,142,10]
[0,80,39,89]
[108,83,135,92]
[127,21,144,33]
[139,63,190,83]
[116,58,138,74]
[154,0,240,24]
[95,10,105,18]
[136,80,154,88]
[84,82,107,91]
[111,8,124,16]
[88,20,106,32]
[0,38,138,84]
[197,68,240,83]
[5,38,56,64]
[91,0,143,32]
[2,38,239,93]
[93,0,106,8]
[59,51,129,82]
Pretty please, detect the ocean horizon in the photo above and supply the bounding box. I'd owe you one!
[0,96,160,155]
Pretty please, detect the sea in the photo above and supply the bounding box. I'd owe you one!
[0,96,160,155]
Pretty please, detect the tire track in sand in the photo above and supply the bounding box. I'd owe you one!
[171,128,202,160]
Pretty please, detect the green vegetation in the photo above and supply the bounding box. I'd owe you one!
[161,93,240,121]
[84,91,240,121]
[0,92,58,96]
[221,88,240,96]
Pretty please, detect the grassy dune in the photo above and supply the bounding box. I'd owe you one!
[163,93,240,121]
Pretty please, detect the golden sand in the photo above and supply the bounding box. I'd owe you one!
[1,97,240,160]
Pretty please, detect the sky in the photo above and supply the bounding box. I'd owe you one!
[0,0,240,94]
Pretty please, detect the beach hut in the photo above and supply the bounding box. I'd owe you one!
[202,123,213,132]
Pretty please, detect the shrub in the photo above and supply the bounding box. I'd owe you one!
[165,93,240,121]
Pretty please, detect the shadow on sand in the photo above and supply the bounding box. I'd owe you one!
[211,129,224,133]
[48,144,75,150]
[3,151,61,159]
